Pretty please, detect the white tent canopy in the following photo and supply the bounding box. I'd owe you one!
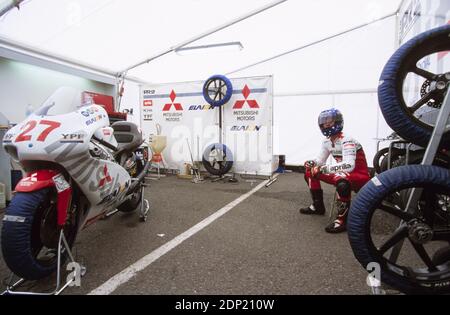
[0,0,410,166]
[0,0,401,83]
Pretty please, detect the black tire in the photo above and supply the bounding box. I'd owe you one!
[373,147,390,174]
[378,24,450,149]
[118,150,144,213]
[348,165,450,294]
[202,75,233,107]
[374,148,404,174]
[202,143,233,176]
[432,246,450,266]
[1,189,78,280]
[117,185,142,213]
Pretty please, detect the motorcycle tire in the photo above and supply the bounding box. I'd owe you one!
[373,147,390,174]
[378,24,450,149]
[117,184,142,213]
[348,165,450,294]
[432,246,450,266]
[202,75,233,107]
[1,189,78,280]
[374,147,404,174]
[202,143,234,176]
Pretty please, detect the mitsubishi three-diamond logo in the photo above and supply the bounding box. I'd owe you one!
[233,85,259,109]
[162,90,183,111]
[99,165,112,188]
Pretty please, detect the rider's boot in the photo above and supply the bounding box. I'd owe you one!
[299,189,326,215]
[325,200,350,233]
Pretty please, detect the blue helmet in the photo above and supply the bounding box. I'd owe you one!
[318,108,344,137]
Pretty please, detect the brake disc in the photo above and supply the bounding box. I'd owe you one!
[420,72,450,109]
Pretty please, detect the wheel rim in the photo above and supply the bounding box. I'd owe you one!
[207,147,228,173]
[366,184,450,285]
[31,193,78,268]
[205,78,229,104]
[396,42,450,131]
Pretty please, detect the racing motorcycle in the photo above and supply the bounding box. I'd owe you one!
[1,87,150,281]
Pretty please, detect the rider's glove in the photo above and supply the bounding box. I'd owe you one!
[304,160,316,169]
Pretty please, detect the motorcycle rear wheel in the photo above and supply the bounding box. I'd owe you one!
[117,185,142,213]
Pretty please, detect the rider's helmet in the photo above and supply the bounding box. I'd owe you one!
[318,108,344,137]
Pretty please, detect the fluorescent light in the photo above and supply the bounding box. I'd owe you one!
[175,41,244,56]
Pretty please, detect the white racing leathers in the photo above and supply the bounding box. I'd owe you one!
[305,133,370,200]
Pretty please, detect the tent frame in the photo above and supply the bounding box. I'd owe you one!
[0,0,405,107]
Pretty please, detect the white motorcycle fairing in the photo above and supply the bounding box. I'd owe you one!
[3,104,131,229]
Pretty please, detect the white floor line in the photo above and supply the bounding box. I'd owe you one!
[88,174,278,295]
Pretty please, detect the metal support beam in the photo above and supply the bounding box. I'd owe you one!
[0,36,146,85]
[389,87,450,262]
[226,12,397,76]
[0,45,116,85]
[275,88,377,97]
[120,0,288,74]
[0,0,25,18]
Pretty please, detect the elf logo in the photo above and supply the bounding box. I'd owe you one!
[188,104,214,111]
[231,125,262,132]
[233,85,259,109]
[162,90,183,111]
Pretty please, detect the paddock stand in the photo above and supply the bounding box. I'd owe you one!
[1,230,86,295]
[367,88,450,296]
[210,172,238,183]
[139,182,151,222]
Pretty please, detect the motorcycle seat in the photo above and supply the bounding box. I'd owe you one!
[111,121,143,154]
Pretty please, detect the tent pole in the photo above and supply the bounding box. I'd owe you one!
[275,88,377,97]
[119,0,288,75]
[395,0,405,48]
[226,12,397,76]
[0,0,26,18]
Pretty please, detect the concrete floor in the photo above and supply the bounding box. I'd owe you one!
[0,172,373,295]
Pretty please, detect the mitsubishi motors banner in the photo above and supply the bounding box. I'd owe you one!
[140,75,275,176]
[222,76,274,176]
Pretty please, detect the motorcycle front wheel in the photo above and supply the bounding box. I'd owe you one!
[1,189,79,280]
[348,165,450,294]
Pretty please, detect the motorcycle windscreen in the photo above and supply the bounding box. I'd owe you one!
[34,86,92,116]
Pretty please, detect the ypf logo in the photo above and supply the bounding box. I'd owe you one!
[162,90,183,111]
[233,85,259,109]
